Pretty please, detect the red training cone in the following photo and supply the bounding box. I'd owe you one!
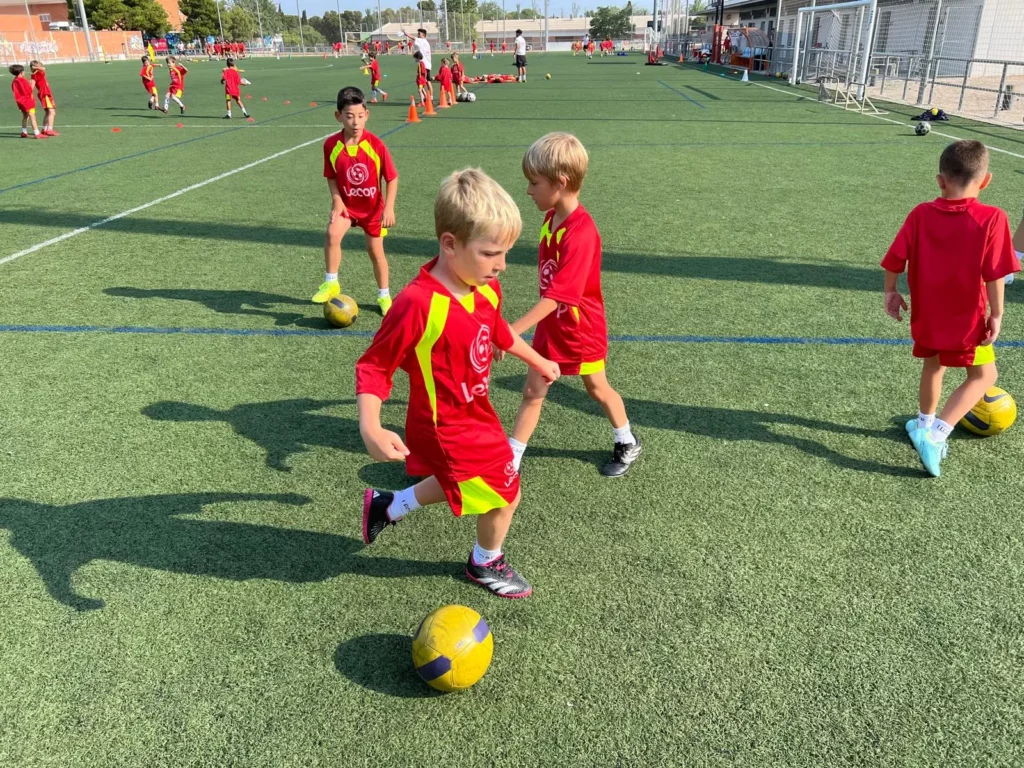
[406,95,420,123]
[111,127,121,132]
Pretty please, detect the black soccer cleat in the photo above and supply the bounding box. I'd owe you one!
[465,554,532,599]
[180,105,186,115]
[600,434,642,478]
[362,488,396,545]
[223,114,231,119]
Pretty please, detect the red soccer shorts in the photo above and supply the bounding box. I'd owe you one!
[41,95,54,109]
[913,343,996,368]
[19,107,35,116]
[349,213,387,238]
[407,450,519,517]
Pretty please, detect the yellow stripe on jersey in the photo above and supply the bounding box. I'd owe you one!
[459,293,475,312]
[457,476,510,516]
[415,293,451,423]
[539,218,553,245]
[570,306,580,323]
[328,140,344,173]
[478,283,499,310]
[359,139,382,179]
[555,228,566,245]
[579,359,606,375]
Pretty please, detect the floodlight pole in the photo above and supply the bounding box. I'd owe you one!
[254,0,265,46]
[216,0,226,41]
[336,0,344,47]
[73,0,96,59]
[296,0,305,51]
[917,0,942,104]
[544,0,549,50]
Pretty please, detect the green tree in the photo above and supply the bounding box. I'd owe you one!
[588,4,630,39]
[516,7,538,18]
[478,0,500,18]
[311,10,344,42]
[180,0,220,38]
[224,4,257,39]
[86,0,169,33]
[416,0,435,9]
[230,0,283,35]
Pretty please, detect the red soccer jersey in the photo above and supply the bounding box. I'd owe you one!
[222,67,241,96]
[415,61,427,86]
[472,42,477,53]
[11,76,34,111]
[140,63,155,85]
[169,64,187,91]
[322,129,398,221]
[356,258,516,487]
[532,205,609,366]
[369,59,381,82]
[881,197,1020,351]
[452,61,464,82]
[31,70,52,98]
[437,65,453,87]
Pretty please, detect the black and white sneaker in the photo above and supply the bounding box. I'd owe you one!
[600,435,642,478]
[362,489,396,545]
[465,554,532,599]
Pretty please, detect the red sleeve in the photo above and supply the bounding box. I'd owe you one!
[982,208,1021,282]
[378,140,397,183]
[542,226,596,306]
[355,292,426,400]
[881,208,915,274]
[323,139,337,179]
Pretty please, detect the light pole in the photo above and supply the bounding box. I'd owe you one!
[296,0,305,51]
[216,0,225,41]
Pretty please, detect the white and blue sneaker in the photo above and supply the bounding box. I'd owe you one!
[907,420,947,477]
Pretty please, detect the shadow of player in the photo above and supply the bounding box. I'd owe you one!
[143,398,398,472]
[105,287,315,327]
[495,376,918,478]
[0,492,456,611]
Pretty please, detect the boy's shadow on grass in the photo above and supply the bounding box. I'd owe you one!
[334,633,442,698]
[143,398,402,472]
[105,286,322,328]
[495,376,918,478]
[0,492,455,612]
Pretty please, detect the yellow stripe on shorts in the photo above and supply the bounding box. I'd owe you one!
[457,476,510,516]
[971,344,995,366]
[579,359,606,375]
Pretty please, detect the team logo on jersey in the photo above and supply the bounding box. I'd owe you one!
[504,461,518,487]
[346,162,370,186]
[469,324,492,374]
[539,259,557,291]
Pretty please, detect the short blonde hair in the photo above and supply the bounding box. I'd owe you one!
[434,168,522,246]
[522,132,589,192]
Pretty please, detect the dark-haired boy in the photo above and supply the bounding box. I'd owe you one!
[9,65,43,139]
[883,139,1020,477]
[316,87,398,315]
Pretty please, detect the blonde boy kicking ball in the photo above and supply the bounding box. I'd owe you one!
[504,133,642,477]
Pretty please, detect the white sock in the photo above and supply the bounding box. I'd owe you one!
[226,110,232,116]
[325,272,338,283]
[387,487,421,521]
[930,419,953,443]
[509,437,527,471]
[21,129,28,135]
[471,541,502,566]
[918,412,935,431]
[613,422,636,445]
[378,288,390,298]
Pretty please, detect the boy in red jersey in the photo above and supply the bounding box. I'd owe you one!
[471,39,477,57]
[436,58,455,106]
[452,52,468,98]
[357,168,560,598]
[506,133,642,477]
[139,55,161,110]
[883,140,1020,477]
[501,40,508,54]
[413,50,428,106]
[367,52,388,103]
[9,65,43,139]
[221,58,249,119]
[489,39,495,56]
[162,56,187,115]
[316,87,398,314]
[28,61,57,136]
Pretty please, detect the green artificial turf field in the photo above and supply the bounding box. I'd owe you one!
[3,52,1024,766]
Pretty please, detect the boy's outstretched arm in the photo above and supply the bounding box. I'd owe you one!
[511,298,558,335]
[884,269,907,321]
[981,278,1005,346]
[505,331,559,383]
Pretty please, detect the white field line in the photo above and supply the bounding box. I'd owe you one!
[751,79,1024,161]
[1,132,330,267]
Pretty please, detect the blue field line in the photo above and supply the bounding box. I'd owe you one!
[0,103,333,196]
[3,323,1023,349]
[658,80,705,109]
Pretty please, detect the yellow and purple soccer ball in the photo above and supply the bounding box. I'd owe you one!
[412,605,493,692]
[960,387,1017,436]
[323,294,359,328]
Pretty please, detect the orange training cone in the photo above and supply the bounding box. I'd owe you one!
[423,96,437,116]
[438,88,450,108]
[406,95,421,123]
[678,52,684,63]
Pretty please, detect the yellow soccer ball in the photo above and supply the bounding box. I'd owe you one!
[960,387,1017,436]
[323,294,359,328]
[412,605,493,692]
[930,107,940,116]
[545,73,551,79]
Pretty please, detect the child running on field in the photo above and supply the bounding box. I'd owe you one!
[162,56,188,115]
[505,133,642,478]
[9,64,43,139]
[28,61,57,136]
[883,140,1020,477]
[357,168,560,599]
[315,87,398,315]
[367,52,388,103]
[221,58,249,119]
[139,55,161,110]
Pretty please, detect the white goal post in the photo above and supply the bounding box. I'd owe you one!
[790,0,877,98]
